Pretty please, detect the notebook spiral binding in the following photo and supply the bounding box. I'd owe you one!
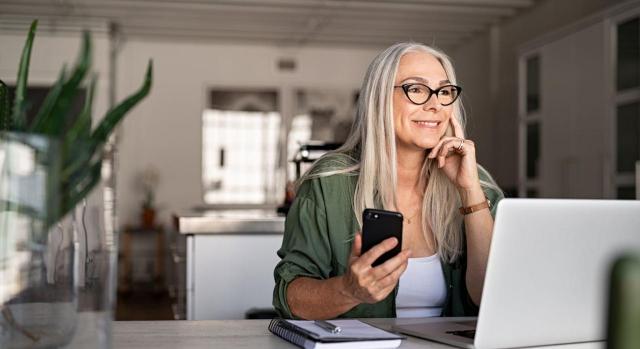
[269,318,308,347]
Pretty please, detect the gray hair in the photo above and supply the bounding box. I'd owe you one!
[301,42,501,263]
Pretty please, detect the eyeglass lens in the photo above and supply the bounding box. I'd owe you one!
[405,84,459,106]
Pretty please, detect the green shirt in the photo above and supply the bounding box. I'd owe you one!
[273,159,503,319]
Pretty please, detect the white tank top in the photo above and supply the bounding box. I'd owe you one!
[396,254,447,318]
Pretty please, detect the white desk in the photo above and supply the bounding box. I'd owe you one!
[112,318,605,349]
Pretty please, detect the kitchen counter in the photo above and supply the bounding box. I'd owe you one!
[176,209,285,234]
[173,209,285,319]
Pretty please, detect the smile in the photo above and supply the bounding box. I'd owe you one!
[412,120,440,128]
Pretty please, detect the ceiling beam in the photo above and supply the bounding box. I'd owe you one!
[0,0,537,48]
[0,1,505,24]
[115,0,520,15]
[39,0,516,17]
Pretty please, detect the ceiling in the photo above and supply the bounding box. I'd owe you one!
[0,0,539,49]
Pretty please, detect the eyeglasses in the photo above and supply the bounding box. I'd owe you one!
[394,83,462,106]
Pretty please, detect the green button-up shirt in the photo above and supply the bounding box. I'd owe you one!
[273,160,503,319]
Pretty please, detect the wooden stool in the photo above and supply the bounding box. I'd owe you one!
[119,225,165,294]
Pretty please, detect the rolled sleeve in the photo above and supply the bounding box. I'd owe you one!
[486,186,504,219]
[273,181,332,318]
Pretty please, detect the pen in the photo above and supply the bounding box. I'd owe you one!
[314,320,342,334]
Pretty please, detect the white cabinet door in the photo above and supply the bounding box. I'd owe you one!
[534,22,608,198]
[187,234,283,320]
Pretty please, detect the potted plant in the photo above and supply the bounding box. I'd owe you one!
[137,165,160,228]
[0,20,152,348]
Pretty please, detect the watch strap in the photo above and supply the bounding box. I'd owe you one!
[459,199,491,215]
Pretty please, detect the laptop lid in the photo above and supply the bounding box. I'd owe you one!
[475,199,640,349]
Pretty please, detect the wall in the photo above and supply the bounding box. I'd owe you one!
[451,0,630,193]
[115,40,379,227]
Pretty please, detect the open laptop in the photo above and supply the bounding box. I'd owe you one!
[393,199,640,349]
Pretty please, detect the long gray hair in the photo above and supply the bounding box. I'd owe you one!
[300,42,501,263]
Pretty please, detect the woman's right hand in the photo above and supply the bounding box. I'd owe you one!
[340,233,411,304]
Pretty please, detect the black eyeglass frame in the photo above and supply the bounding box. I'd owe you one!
[393,83,462,106]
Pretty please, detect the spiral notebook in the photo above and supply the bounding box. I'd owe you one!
[268,318,404,349]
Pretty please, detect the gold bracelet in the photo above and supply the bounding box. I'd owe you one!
[459,199,491,215]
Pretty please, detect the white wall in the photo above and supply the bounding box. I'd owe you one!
[115,40,379,227]
[451,0,629,194]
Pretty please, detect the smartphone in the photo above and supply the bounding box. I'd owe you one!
[361,209,403,267]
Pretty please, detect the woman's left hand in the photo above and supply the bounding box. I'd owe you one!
[427,116,480,191]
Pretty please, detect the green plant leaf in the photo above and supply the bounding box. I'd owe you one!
[64,73,95,149]
[28,65,67,133]
[60,159,101,219]
[60,74,96,183]
[30,31,91,136]
[0,80,10,130]
[62,61,153,207]
[61,60,152,218]
[92,59,153,145]
[12,20,38,131]
[0,200,46,221]
[60,137,99,180]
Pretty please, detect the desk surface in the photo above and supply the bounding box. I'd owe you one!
[113,318,604,349]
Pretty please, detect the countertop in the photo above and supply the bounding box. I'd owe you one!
[175,209,285,235]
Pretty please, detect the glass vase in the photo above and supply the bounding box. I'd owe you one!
[1,132,118,349]
[0,132,76,348]
[65,195,117,349]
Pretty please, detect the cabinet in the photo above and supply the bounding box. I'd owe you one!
[177,210,285,320]
[186,233,282,320]
[518,4,640,199]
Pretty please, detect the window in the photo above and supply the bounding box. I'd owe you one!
[614,15,640,199]
[202,89,280,205]
[286,114,312,180]
[617,186,636,199]
[526,56,540,113]
[519,53,541,197]
[526,121,540,179]
[617,17,640,91]
[616,102,640,173]
[286,89,357,181]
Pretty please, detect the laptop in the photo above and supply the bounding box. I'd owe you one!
[393,199,640,349]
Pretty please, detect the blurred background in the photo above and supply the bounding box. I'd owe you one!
[1,0,638,322]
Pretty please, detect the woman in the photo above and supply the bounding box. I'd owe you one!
[273,42,503,320]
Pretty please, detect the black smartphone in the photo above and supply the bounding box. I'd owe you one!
[361,208,403,267]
